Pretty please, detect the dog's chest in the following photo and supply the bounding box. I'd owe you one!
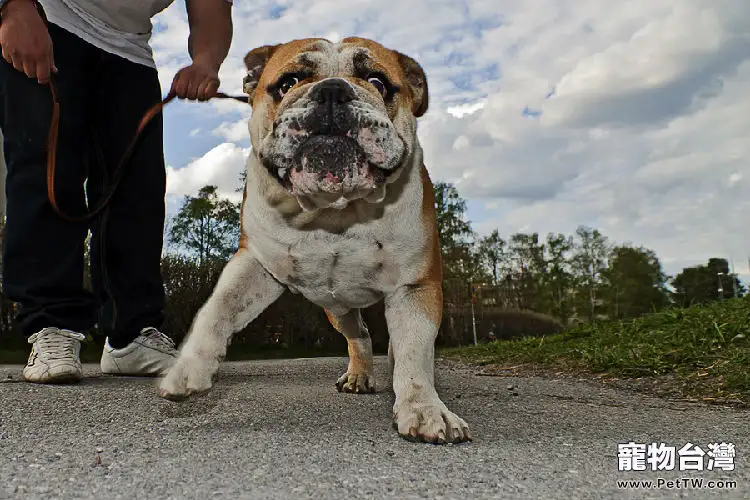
[260,229,403,313]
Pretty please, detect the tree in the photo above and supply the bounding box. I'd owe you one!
[477,230,506,285]
[543,232,575,322]
[571,226,610,322]
[236,169,247,194]
[475,230,510,308]
[601,245,669,318]
[671,258,746,307]
[506,232,546,310]
[168,185,241,267]
[433,182,485,296]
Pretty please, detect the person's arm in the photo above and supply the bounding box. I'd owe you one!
[187,0,232,70]
[171,0,233,101]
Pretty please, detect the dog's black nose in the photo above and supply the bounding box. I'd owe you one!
[310,78,355,105]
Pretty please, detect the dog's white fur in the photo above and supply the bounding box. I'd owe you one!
[158,38,471,444]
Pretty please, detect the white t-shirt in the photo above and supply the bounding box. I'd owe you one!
[38,0,231,68]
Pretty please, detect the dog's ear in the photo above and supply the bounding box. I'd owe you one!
[243,44,280,104]
[395,51,429,118]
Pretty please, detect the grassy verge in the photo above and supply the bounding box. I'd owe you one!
[439,297,750,406]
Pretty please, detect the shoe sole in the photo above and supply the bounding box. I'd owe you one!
[23,369,83,385]
[24,374,83,385]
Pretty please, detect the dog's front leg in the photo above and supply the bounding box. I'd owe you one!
[158,251,284,401]
[385,284,471,444]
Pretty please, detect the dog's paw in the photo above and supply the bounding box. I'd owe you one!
[393,399,471,444]
[157,356,216,401]
[336,371,376,394]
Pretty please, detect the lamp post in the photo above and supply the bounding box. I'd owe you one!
[469,283,478,346]
[717,271,724,301]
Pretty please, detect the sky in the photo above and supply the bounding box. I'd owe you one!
[149,0,750,285]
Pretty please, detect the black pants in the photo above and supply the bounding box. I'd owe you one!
[0,23,166,347]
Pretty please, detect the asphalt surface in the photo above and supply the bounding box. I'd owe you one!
[0,357,747,499]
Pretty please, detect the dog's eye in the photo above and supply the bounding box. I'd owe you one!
[367,76,388,98]
[276,75,300,98]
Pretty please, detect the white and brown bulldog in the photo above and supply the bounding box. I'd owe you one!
[158,37,471,444]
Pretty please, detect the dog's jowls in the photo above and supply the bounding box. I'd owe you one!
[158,37,471,444]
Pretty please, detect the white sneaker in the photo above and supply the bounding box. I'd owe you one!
[100,327,179,376]
[23,327,86,384]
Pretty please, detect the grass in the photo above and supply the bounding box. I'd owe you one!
[439,296,750,405]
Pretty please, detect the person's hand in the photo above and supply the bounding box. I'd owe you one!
[170,60,220,101]
[0,0,56,84]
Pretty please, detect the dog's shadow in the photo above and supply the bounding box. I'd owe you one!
[156,388,228,419]
[75,371,244,418]
[152,368,397,426]
[153,371,257,419]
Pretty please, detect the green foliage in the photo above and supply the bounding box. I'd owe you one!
[542,232,576,321]
[433,181,486,285]
[432,183,745,330]
[506,232,546,309]
[434,182,473,248]
[671,258,746,306]
[476,229,505,284]
[601,245,670,318]
[169,185,241,266]
[570,226,610,322]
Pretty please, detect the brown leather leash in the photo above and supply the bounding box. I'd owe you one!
[45,78,248,223]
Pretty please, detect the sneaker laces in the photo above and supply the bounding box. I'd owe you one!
[140,327,177,352]
[27,329,85,360]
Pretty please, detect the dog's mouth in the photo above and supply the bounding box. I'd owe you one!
[259,99,407,209]
[263,127,401,211]
[282,135,388,196]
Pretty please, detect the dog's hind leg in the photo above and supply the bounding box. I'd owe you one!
[326,308,376,394]
[158,251,284,401]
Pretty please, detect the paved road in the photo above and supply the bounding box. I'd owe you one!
[0,357,747,499]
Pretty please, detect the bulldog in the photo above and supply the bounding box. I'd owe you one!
[158,37,471,444]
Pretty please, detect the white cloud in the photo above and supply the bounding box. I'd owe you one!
[151,0,750,281]
[213,118,251,142]
[539,3,750,128]
[166,142,249,204]
[447,102,486,118]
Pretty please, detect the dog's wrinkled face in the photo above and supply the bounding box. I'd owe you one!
[243,37,429,210]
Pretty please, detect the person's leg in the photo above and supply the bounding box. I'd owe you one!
[0,23,102,382]
[87,49,177,374]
